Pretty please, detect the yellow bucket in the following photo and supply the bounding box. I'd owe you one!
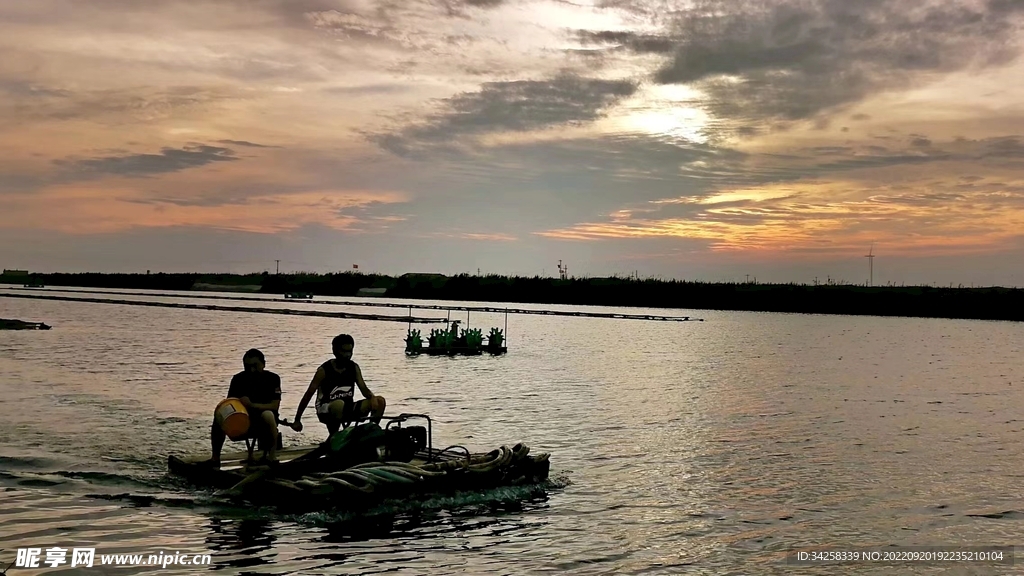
[215,398,250,440]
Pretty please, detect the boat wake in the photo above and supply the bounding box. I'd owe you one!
[74,476,568,529]
[0,466,163,493]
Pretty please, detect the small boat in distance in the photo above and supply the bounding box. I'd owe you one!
[284,292,314,300]
[1,318,51,330]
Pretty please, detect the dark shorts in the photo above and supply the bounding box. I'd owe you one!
[316,399,364,424]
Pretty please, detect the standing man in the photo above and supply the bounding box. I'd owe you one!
[291,334,386,435]
[208,348,282,468]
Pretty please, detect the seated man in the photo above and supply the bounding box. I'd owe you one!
[292,334,386,435]
[209,348,282,467]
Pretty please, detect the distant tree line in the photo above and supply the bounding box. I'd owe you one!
[2,271,1023,321]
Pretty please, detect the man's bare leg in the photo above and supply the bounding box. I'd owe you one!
[368,396,386,424]
[350,397,386,424]
[260,410,280,463]
[210,422,225,468]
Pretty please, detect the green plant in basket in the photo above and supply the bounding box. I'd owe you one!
[405,328,422,351]
[464,327,483,347]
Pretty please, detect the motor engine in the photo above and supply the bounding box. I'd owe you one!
[384,425,427,462]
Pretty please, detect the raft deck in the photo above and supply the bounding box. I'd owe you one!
[168,442,550,510]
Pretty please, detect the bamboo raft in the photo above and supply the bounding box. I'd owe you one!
[168,415,551,511]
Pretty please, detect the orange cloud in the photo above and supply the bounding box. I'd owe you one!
[422,232,518,241]
[456,232,518,241]
[0,183,408,234]
[538,178,1024,258]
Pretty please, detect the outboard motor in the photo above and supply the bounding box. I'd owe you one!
[384,426,427,462]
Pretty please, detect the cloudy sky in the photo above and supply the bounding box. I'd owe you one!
[3,0,1024,285]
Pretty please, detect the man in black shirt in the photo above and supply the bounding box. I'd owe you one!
[208,348,282,468]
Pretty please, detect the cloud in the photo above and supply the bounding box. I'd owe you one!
[5,0,1024,281]
[576,0,1024,133]
[534,132,1024,255]
[304,9,400,44]
[0,184,409,235]
[322,83,413,96]
[977,136,1024,158]
[0,79,70,99]
[577,30,675,54]
[538,177,1024,256]
[369,114,1024,241]
[373,74,637,155]
[217,139,278,148]
[60,145,239,177]
[436,231,518,240]
[461,0,505,7]
[0,85,243,126]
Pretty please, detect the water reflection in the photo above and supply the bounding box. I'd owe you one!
[319,516,397,543]
[205,518,277,570]
[295,497,554,572]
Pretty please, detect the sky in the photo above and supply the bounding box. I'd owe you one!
[2,0,1024,286]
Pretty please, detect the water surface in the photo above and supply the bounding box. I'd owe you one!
[2,287,1023,574]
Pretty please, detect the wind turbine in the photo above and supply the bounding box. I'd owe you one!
[864,243,875,286]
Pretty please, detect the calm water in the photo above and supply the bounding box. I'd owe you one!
[2,287,1024,575]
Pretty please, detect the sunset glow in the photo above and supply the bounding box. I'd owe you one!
[3,0,1024,284]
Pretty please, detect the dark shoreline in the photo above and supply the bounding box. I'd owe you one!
[2,271,1023,322]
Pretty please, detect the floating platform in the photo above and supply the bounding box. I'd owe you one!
[406,318,507,357]
[0,318,51,330]
[168,415,550,511]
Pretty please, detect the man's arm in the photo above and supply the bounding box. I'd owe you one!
[291,367,325,431]
[354,365,375,399]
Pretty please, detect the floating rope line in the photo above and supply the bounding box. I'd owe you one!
[0,292,447,324]
[4,286,703,322]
